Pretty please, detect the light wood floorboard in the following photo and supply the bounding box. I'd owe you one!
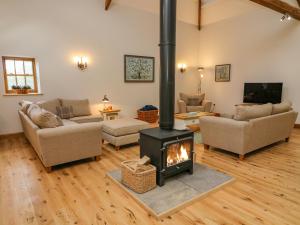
[0,129,300,225]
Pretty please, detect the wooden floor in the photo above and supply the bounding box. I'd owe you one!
[0,130,300,225]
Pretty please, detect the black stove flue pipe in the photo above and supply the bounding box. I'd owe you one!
[159,0,177,130]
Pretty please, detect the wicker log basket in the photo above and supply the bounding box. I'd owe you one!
[121,158,156,194]
[137,109,158,123]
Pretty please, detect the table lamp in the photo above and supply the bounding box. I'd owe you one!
[102,95,110,111]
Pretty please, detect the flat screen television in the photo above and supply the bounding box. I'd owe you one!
[243,83,283,104]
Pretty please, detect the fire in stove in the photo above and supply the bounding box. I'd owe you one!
[167,142,191,167]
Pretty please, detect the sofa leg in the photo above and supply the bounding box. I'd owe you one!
[115,146,120,151]
[95,155,101,161]
[204,144,210,150]
[285,137,290,142]
[45,166,52,173]
[239,155,245,160]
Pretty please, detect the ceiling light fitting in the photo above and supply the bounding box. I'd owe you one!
[281,13,291,21]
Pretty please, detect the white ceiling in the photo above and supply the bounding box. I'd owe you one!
[112,0,300,26]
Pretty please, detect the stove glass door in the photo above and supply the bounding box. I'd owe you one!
[165,140,192,167]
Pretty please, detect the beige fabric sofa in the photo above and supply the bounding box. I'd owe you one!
[178,93,212,113]
[200,107,298,159]
[19,98,103,172]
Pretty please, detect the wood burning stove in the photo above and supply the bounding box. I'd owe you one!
[140,128,194,186]
[139,0,194,186]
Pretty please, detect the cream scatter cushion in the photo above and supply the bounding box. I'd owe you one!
[56,106,74,119]
[19,100,33,114]
[180,93,205,106]
[27,104,63,128]
[56,116,64,126]
[234,103,272,121]
[272,101,292,115]
[188,97,201,106]
[27,104,40,116]
[60,99,91,117]
[37,99,61,115]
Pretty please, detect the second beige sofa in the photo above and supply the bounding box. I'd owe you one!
[200,103,298,159]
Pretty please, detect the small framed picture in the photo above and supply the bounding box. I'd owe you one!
[124,55,155,83]
[215,64,231,82]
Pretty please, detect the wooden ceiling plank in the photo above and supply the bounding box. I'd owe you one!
[105,0,112,11]
[249,0,300,20]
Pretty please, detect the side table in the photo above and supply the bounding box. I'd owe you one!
[99,109,121,121]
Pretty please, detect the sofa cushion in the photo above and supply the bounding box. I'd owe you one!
[102,118,149,137]
[220,113,234,119]
[61,119,78,126]
[56,106,74,119]
[37,99,61,115]
[186,106,205,112]
[69,115,103,124]
[180,93,205,106]
[272,101,292,115]
[27,104,63,128]
[19,100,33,114]
[234,103,272,121]
[187,97,201,106]
[60,99,91,117]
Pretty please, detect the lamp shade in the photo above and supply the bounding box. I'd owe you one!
[102,95,109,103]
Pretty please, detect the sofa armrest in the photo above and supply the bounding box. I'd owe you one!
[36,123,102,167]
[199,116,250,155]
[201,100,212,112]
[18,110,40,152]
[178,100,187,113]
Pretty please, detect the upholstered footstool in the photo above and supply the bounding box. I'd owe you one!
[102,118,150,150]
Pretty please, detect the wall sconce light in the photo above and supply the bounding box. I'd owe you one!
[178,63,187,73]
[197,67,204,72]
[74,56,88,70]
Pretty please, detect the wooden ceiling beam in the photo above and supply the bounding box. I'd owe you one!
[198,0,202,30]
[105,0,112,11]
[249,0,300,20]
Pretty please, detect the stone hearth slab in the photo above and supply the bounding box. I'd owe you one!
[106,163,234,219]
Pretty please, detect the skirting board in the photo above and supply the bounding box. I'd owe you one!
[0,132,24,139]
[295,124,300,129]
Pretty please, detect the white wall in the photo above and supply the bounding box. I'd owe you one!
[1,0,299,135]
[0,0,200,135]
[199,5,300,123]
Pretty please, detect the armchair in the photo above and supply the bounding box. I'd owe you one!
[178,93,212,113]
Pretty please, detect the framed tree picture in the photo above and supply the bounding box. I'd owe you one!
[215,64,231,82]
[124,55,155,82]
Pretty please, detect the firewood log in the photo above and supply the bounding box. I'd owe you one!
[137,156,151,165]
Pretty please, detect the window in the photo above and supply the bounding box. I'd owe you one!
[2,56,39,94]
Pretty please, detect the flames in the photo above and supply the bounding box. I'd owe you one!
[167,144,190,167]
